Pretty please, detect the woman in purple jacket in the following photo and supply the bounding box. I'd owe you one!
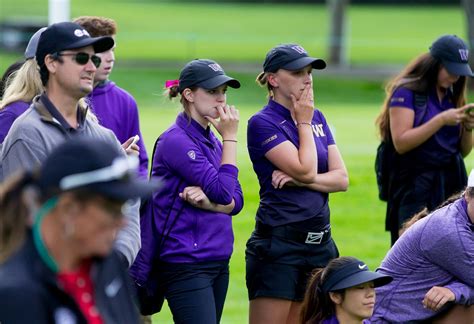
[246,44,348,324]
[370,171,474,323]
[131,59,244,324]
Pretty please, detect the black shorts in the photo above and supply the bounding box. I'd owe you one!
[245,222,339,301]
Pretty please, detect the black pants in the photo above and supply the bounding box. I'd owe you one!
[158,260,229,324]
[387,156,467,245]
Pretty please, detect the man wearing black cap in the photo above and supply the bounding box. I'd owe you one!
[0,22,141,267]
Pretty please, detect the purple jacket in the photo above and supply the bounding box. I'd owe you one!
[88,81,148,178]
[371,198,474,323]
[0,100,30,143]
[131,113,243,284]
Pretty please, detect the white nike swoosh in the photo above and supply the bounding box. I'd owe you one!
[358,264,368,270]
[105,278,122,297]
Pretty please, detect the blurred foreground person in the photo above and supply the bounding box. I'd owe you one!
[0,138,158,324]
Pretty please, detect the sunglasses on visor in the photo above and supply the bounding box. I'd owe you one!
[55,52,102,68]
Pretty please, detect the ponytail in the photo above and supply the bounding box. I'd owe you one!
[256,72,273,98]
[300,268,335,324]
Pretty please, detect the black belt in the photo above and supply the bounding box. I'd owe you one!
[255,222,332,245]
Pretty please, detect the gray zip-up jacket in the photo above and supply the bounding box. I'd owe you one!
[0,94,141,266]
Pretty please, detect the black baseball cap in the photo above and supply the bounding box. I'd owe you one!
[263,43,326,73]
[178,59,240,93]
[24,27,47,60]
[321,257,392,293]
[36,22,114,67]
[430,35,473,77]
[38,138,159,201]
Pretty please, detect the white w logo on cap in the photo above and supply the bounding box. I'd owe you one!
[459,49,469,61]
[291,45,307,55]
[208,63,223,72]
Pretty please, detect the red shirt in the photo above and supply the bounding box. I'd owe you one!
[57,261,104,324]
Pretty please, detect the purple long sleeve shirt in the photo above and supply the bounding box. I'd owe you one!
[130,113,244,284]
[88,81,148,178]
[371,198,474,323]
[0,100,30,143]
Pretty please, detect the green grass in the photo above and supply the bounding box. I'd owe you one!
[0,2,471,323]
[106,68,473,323]
[0,1,465,64]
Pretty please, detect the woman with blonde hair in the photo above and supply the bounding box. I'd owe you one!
[0,27,45,143]
[245,44,348,324]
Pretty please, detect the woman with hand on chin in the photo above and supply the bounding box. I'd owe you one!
[246,44,348,324]
[130,59,244,324]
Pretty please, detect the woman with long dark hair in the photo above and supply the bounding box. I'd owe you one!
[375,35,474,245]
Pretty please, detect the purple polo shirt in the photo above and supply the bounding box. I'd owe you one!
[88,81,148,178]
[389,86,461,165]
[139,112,243,265]
[247,99,335,227]
[0,100,30,143]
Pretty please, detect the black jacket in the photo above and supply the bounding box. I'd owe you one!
[0,232,140,324]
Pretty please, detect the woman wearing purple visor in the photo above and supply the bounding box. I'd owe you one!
[300,256,392,324]
[376,35,474,245]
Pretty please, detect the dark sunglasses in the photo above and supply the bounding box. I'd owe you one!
[55,52,102,68]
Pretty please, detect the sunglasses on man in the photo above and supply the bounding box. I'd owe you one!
[54,52,102,68]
